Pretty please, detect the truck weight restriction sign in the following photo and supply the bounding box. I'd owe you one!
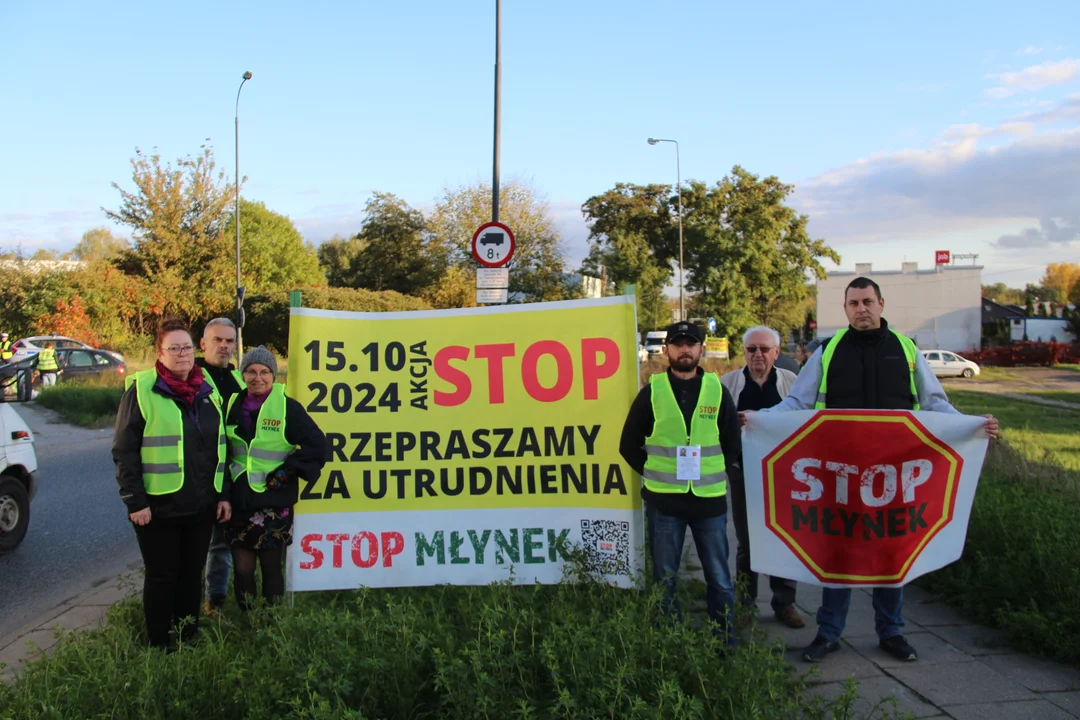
[472,221,515,268]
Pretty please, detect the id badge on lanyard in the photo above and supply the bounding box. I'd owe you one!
[676,445,701,481]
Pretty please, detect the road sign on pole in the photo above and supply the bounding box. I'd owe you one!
[472,221,515,268]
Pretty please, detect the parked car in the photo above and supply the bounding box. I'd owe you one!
[0,403,39,554]
[643,331,666,356]
[55,348,126,383]
[11,335,93,359]
[921,350,980,378]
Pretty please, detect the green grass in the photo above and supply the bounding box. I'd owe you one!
[948,390,1080,471]
[0,572,900,720]
[921,391,1080,664]
[1053,364,1080,373]
[35,375,125,428]
[968,366,1021,382]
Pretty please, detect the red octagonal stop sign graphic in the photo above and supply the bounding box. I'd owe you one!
[763,410,963,584]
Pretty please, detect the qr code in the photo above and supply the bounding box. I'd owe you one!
[580,519,632,576]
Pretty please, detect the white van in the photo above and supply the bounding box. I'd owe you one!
[0,403,39,554]
[643,331,666,356]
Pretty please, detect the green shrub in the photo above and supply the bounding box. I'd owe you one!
[922,434,1080,663]
[0,578,898,720]
[35,375,125,428]
[244,288,431,354]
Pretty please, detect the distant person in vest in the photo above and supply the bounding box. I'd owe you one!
[751,277,999,664]
[720,326,803,629]
[224,347,326,610]
[619,321,741,648]
[37,341,60,387]
[0,332,12,361]
[112,318,231,650]
[194,317,243,617]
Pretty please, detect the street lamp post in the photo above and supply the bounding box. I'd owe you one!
[647,137,683,321]
[235,71,252,357]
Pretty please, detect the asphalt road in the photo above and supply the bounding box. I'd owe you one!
[0,404,142,639]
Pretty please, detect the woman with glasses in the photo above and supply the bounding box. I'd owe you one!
[223,347,326,609]
[112,318,231,650]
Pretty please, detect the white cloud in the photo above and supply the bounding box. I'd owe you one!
[1017,45,1044,56]
[984,58,1080,98]
[792,95,1080,259]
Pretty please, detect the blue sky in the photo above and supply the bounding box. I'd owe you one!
[1,0,1078,287]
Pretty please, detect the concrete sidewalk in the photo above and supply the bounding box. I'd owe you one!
[0,573,136,682]
[683,537,1080,719]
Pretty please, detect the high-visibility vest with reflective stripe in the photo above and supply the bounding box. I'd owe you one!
[0,341,12,360]
[816,328,920,410]
[131,369,226,495]
[37,347,58,371]
[225,384,293,494]
[203,367,243,398]
[642,371,727,497]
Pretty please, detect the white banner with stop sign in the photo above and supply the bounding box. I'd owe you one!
[742,410,989,588]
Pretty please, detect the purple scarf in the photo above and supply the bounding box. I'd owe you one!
[240,390,270,433]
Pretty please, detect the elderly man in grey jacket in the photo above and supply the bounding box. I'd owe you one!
[720,326,804,628]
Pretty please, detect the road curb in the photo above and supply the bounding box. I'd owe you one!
[0,567,141,682]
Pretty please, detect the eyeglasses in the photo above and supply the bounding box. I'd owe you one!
[165,345,195,356]
[744,346,775,355]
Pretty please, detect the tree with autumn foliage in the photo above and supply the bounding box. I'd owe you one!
[106,142,236,320]
[1040,263,1080,305]
[427,180,577,305]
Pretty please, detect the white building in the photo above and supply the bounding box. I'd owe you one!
[816,262,982,352]
[1011,317,1074,343]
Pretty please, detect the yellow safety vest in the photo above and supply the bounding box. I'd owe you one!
[642,372,728,497]
[816,328,920,410]
[0,341,12,360]
[37,347,58,371]
[225,384,294,493]
[130,369,226,495]
[202,367,243,398]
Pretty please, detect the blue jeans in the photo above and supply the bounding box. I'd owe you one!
[646,503,737,647]
[204,522,232,605]
[816,587,904,643]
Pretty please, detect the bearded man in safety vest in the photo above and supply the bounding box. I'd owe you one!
[750,276,999,664]
[620,320,742,648]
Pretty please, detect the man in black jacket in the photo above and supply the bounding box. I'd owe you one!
[620,321,741,647]
[194,317,241,614]
[757,276,999,664]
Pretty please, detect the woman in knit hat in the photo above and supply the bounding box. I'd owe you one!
[223,346,326,609]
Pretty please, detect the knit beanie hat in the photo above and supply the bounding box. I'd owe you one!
[241,346,278,376]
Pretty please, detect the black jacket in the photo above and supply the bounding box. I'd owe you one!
[824,320,916,410]
[619,367,742,520]
[225,390,327,513]
[113,374,226,519]
[194,358,242,407]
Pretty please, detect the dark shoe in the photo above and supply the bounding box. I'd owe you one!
[775,605,806,629]
[879,634,917,661]
[802,636,840,662]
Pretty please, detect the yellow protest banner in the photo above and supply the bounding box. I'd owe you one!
[285,297,644,591]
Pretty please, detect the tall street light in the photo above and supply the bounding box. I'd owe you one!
[235,70,252,357]
[647,137,683,321]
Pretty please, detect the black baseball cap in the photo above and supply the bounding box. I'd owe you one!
[664,321,704,344]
